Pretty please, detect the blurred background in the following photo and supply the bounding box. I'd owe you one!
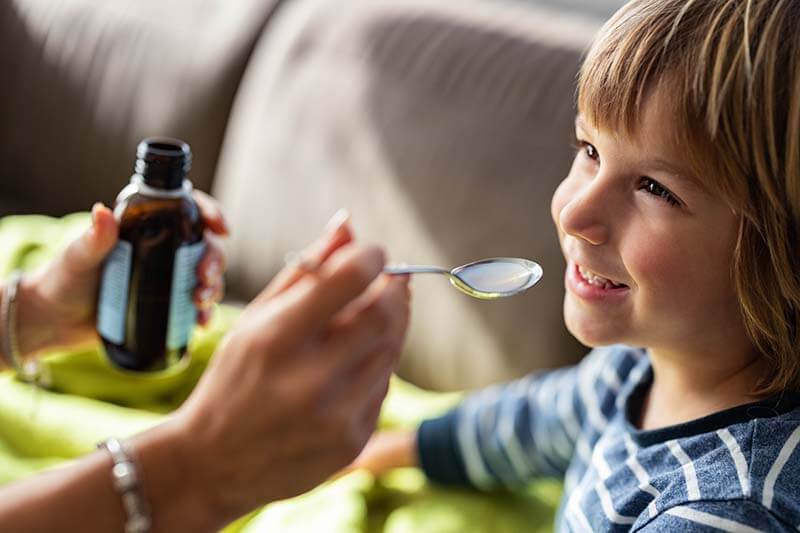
[0,0,625,391]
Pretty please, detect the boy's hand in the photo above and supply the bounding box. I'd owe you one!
[15,190,228,357]
[335,429,420,479]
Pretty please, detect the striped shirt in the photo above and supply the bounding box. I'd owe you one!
[417,346,800,531]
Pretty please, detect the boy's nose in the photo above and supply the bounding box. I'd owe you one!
[558,186,610,246]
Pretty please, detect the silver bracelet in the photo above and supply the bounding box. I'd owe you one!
[98,438,152,533]
[1,271,47,385]
[1,271,23,373]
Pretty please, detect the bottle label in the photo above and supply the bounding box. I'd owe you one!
[166,241,206,350]
[97,240,134,344]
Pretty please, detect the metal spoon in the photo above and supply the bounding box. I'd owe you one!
[384,257,543,300]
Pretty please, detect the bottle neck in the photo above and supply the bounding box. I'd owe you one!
[128,175,193,199]
[134,137,192,190]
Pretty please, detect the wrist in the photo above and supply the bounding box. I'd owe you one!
[14,272,56,358]
[397,429,420,469]
[409,429,422,468]
[128,418,223,532]
[358,430,420,474]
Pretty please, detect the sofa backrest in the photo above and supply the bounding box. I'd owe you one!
[214,0,610,390]
[0,0,282,216]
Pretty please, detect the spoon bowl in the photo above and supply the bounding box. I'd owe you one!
[384,257,543,299]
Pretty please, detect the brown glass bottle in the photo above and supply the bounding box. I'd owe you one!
[97,138,204,372]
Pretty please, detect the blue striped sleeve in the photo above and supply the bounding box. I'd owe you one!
[637,500,795,532]
[418,366,582,488]
[416,348,634,489]
[417,347,641,489]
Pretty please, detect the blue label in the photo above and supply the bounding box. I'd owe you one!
[97,240,133,344]
[166,241,206,350]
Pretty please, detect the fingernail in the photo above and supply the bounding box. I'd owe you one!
[324,208,350,236]
[91,202,103,226]
[206,261,220,282]
[219,213,230,235]
[197,287,215,309]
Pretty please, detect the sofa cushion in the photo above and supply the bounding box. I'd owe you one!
[0,0,283,216]
[214,0,603,389]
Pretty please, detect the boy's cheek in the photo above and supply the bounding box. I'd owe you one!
[625,239,697,315]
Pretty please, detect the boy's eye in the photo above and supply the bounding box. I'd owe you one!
[584,143,598,161]
[639,177,681,207]
[573,139,599,162]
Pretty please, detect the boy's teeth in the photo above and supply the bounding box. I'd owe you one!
[578,265,621,288]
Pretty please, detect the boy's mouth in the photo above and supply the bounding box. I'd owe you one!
[576,264,628,289]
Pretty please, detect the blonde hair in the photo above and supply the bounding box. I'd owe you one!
[578,0,800,394]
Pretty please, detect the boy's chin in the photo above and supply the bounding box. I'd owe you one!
[564,308,624,347]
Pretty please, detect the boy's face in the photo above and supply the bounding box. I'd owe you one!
[551,88,751,356]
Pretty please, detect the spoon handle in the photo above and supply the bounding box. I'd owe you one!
[384,265,450,275]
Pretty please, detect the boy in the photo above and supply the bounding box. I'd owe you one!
[352,1,800,530]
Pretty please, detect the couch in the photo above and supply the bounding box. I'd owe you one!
[0,0,624,390]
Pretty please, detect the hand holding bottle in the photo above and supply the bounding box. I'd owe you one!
[13,190,227,360]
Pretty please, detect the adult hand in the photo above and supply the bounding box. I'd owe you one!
[164,214,411,528]
[15,191,227,357]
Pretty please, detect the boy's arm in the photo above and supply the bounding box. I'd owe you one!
[352,351,603,486]
[349,430,420,474]
[414,364,584,489]
[351,346,640,488]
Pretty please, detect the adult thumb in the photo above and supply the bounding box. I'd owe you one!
[62,203,119,274]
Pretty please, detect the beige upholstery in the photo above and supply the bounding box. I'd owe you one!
[214,0,602,390]
[1,0,614,390]
[0,0,282,216]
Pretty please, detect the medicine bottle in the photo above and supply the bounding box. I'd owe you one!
[97,138,205,371]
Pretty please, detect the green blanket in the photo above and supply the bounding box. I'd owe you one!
[0,213,561,532]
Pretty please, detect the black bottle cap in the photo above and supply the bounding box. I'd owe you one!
[134,137,192,190]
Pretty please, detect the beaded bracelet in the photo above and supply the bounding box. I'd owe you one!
[98,438,152,533]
